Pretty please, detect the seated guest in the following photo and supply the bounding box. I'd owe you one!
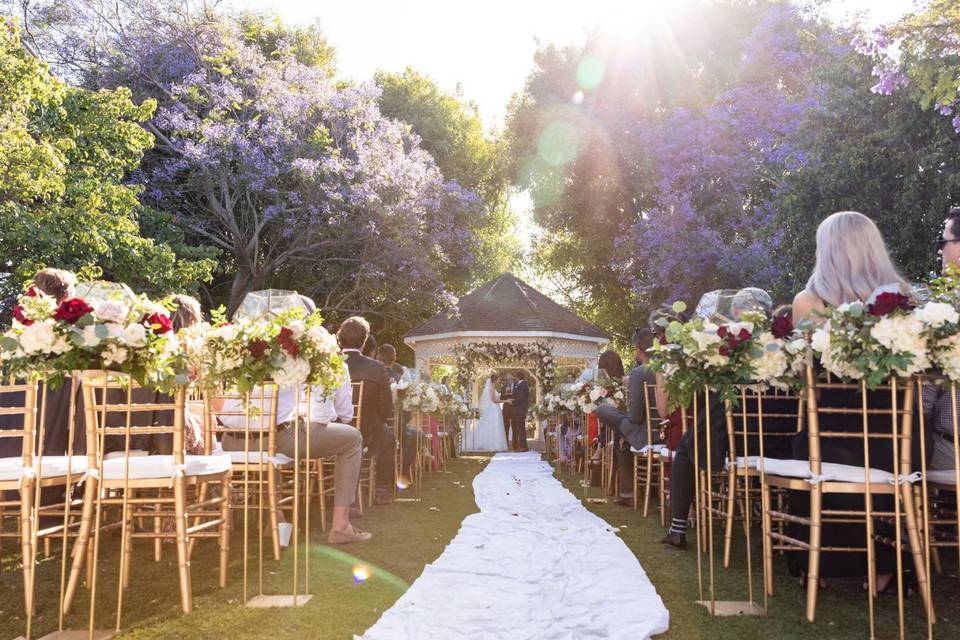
[661,287,773,549]
[791,210,930,590]
[377,344,406,383]
[218,365,369,544]
[596,330,657,506]
[923,206,960,471]
[338,316,397,506]
[362,332,378,358]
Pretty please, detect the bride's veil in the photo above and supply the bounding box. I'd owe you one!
[478,378,493,414]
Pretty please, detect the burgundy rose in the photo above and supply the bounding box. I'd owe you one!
[771,314,793,339]
[53,298,93,324]
[737,328,751,341]
[248,338,270,359]
[717,326,729,338]
[719,346,730,357]
[12,305,33,326]
[868,292,913,317]
[25,286,37,297]
[142,312,172,335]
[277,327,300,357]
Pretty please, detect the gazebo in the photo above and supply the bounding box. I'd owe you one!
[404,273,609,406]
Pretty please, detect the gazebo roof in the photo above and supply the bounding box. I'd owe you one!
[405,273,608,342]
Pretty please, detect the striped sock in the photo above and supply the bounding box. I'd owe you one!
[669,518,687,536]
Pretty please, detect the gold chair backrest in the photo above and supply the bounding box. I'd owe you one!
[204,384,280,455]
[350,380,365,432]
[803,365,916,478]
[642,381,662,446]
[80,371,186,465]
[0,377,37,466]
[725,386,804,459]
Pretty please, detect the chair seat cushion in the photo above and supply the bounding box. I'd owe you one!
[926,469,959,485]
[0,456,89,482]
[100,454,231,481]
[733,457,900,484]
[225,450,293,466]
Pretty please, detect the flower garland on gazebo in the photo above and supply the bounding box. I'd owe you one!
[453,341,557,392]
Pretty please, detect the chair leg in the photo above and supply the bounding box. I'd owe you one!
[659,460,667,528]
[63,477,97,614]
[154,500,163,562]
[805,487,823,623]
[121,494,134,590]
[643,456,654,516]
[219,476,231,588]
[317,462,327,533]
[901,484,934,621]
[761,483,774,597]
[173,475,193,613]
[20,481,35,619]
[722,470,736,569]
[267,466,281,560]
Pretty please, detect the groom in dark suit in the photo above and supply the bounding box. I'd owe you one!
[507,371,530,452]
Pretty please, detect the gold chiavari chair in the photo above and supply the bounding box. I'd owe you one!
[63,372,232,625]
[204,385,286,562]
[632,381,664,516]
[719,387,803,568]
[0,377,87,635]
[351,381,376,510]
[757,367,932,638]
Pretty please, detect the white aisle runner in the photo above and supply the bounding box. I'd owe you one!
[359,452,670,640]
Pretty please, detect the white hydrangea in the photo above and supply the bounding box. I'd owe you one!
[94,301,129,324]
[274,356,311,386]
[751,333,789,383]
[933,333,960,381]
[19,320,58,354]
[870,314,930,375]
[211,324,239,341]
[691,325,721,353]
[916,302,959,328]
[81,324,101,348]
[589,387,602,402]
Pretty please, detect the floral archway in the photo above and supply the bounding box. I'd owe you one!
[453,341,557,391]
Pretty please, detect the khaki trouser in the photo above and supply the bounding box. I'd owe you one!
[222,421,362,508]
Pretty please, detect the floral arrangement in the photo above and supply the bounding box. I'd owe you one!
[453,341,556,391]
[567,378,626,414]
[1,285,185,390]
[650,301,808,407]
[400,380,442,413]
[199,308,346,395]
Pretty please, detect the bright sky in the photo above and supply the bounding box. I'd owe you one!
[227,0,914,130]
[225,0,915,273]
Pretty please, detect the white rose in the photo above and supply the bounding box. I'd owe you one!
[274,356,311,386]
[102,344,128,366]
[288,320,306,340]
[81,325,102,348]
[212,324,239,341]
[916,302,959,328]
[122,323,148,347]
[19,320,57,354]
[589,387,602,402]
[94,300,129,324]
[691,327,721,353]
[810,326,831,354]
[104,323,125,340]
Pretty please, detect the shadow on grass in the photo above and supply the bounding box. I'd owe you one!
[0,456,491,640]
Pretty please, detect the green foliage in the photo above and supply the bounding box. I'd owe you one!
[238,11,336,72]
[0,17,215,305]
[375,67,521,283]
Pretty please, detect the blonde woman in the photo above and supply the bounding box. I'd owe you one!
[790,211,924,594]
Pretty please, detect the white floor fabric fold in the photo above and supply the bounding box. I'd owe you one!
[358,452,670,640]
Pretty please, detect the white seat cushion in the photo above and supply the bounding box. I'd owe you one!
[737,456,903,484]
[226,450,293,466]
[0,456,89,482]
[99,454,231,481]
[926,469,959,485]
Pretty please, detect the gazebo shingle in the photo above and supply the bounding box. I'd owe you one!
[405,274,608,340]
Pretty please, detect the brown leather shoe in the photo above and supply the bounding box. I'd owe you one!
[328,526,372,544]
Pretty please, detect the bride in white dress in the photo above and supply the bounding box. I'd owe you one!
[464,374,509,452]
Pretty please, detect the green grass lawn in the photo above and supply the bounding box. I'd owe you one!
[559,464,960,640]
[4,453,958,639]
[0,455,489,640]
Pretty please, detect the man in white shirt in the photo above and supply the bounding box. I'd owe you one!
[218,373,370,544]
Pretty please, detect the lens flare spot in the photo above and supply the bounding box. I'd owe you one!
[576,56,605,90]
[572,91,584,104]
[537,121,578,167]
[352,564,372,584]
[396,475,410,491]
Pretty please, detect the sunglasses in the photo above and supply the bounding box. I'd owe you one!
[937,238,960,252]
